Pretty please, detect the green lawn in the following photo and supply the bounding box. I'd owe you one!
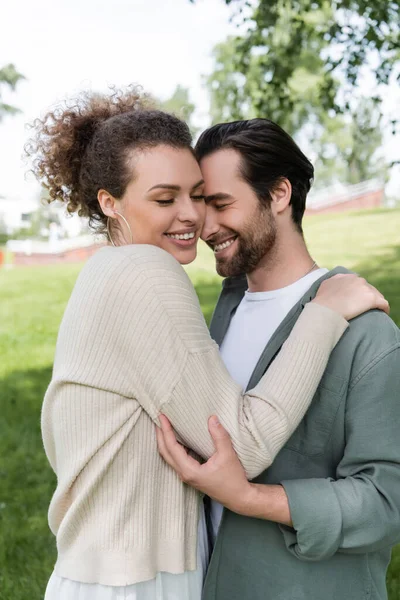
[0,207,399,599]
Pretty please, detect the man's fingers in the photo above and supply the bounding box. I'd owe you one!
[159,414,174,433]
[159,415,187,455]
[159,415,201,482]
[208,416,234,453]
[156,425,176,469]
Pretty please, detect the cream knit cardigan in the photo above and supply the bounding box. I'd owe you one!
[42,244,347,586]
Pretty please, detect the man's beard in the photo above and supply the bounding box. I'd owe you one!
[214,204,277,278]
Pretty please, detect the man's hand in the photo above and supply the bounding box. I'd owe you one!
[156,414,253,515]
[157,414,293,526]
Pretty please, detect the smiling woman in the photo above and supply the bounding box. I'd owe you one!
[26,86,206,265]
[98,147,206,264]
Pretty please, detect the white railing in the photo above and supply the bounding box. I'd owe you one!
[306,179,383,210]
[6,234,101,255]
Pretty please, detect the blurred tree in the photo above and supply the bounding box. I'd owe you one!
[0,213,9,245]
[206,24,338,135]
[311,98,389,188]
[194,0,399,130]
[313,98,388,187]
[13,189,65,241]
[157,85,198,137]
[0,64,25,121]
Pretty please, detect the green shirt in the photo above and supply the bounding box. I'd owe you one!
[204,267,400,600]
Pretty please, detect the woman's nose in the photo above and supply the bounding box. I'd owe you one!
[177,198,202,224]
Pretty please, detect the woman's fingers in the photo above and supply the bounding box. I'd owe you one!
[313,274,390,320]
[367,283,390,315]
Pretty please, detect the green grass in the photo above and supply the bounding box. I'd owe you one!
[0,207,399,599]
[304,208,400,326]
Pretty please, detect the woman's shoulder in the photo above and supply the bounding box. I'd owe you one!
[75,244,191,300]
[93,244,184,272]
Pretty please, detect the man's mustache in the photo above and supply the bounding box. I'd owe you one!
[205,232,238,248]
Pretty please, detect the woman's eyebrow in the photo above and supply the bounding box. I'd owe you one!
[147,184,181,192]
[147,179,204,193]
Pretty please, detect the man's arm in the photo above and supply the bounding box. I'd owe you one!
[158,347,400,559]
[279,347,400,560]
[239,483,292,526]
[157,414,292,525]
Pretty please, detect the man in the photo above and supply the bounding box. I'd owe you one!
[157,119,400,599]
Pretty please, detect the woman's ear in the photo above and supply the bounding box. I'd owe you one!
[98,189,117,218]
[270,178,292,215]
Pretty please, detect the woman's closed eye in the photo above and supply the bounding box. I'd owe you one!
[156,195,205,206]
[156,199,175,206]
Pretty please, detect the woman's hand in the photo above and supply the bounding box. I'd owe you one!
[312,274,389,321]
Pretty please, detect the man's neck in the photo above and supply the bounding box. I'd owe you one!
[246,232,317,293]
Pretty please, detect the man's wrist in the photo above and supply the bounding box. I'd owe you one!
[234,483,293,527]
[232,482,259,516]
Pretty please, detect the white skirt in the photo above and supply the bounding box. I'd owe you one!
[44,505,209,600]
[44,570,203,600]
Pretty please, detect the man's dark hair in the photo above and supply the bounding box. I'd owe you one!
[195,119,314,233]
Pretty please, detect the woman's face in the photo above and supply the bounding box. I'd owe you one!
[116,145,206,265]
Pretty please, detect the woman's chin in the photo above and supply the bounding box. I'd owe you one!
[169,246,197,265]
[176,249,197,265]
[160,237,198,265]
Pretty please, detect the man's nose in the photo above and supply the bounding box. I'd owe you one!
[201,206,219,241]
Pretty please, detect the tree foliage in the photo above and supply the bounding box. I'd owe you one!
[201,0,399,127]
[0,64,25,121]
[157,84,198,137]
[312,98,388,187]
[195,0,397,184]
[206,23,339,135]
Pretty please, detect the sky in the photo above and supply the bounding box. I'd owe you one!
[1,0,399,213]
[0,0,236,205]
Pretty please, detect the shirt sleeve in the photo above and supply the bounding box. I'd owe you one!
[280,347,400,560]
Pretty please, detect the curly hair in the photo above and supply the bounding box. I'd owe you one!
[26,86,193,236]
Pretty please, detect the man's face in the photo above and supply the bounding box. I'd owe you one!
[200,148,277,277]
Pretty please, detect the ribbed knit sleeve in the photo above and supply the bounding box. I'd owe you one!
[52,245,347,479]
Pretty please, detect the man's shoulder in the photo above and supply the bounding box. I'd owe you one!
[331,309,400,388]
[347,309,399,348]
[309,265,400,359]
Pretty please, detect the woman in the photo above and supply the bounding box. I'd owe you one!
[28,88,386,600]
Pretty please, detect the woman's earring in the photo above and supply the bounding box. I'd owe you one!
[107,211,133,246]
[107,216,117,247]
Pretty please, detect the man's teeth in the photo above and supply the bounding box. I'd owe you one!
[166,232,195,240]
[214,238,236,253]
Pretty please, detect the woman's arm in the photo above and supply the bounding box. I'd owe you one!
[53,245,384,479]
[162,301,345,478]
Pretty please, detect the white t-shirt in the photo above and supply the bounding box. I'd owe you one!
[210,268,328,540]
